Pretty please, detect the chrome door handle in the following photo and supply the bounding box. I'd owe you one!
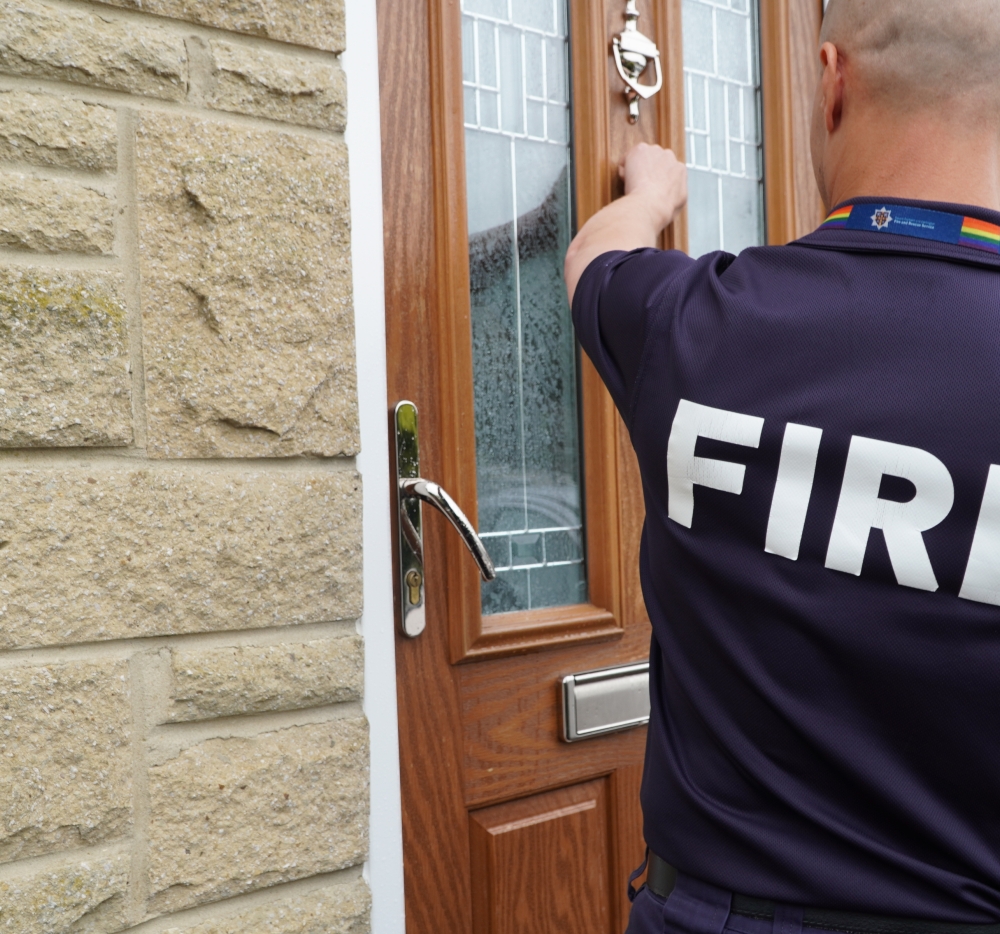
[394,401,496,638]
[612,0,663,124]
[399,478,496,582]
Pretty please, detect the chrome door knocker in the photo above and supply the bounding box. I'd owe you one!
[612,0,663,123]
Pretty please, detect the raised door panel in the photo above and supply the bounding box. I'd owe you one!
[470,779,615,934]
[461,639,648,806]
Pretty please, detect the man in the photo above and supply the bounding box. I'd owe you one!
[565,1,1000,932]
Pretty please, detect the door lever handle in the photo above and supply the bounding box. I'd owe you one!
[612,0,663,123]
[394,400,495,638]
[399,478,496,583]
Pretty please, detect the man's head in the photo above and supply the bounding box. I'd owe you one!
[811,0,1000,210]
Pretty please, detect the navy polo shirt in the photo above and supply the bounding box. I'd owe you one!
[572,197,1000,922]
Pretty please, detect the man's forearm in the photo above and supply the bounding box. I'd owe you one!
[564,144,687,305]
[564,193,665,304]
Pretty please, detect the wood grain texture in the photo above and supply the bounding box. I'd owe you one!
[460,637,650,807]
[761,0,824,244]
[578,357,626,643]
[470,780,615,934]
[379,0,474,930]
[383,1,756,929]
[760,0,797,246]
[425,0,485,664]
[612,764,647,932]
[473,604,621,659]
[788,0,824,237]
[605,0,663,196]
[412,0,637,663]
[616,412,652,630]
[572,0,612,226]
[654,0,689,252]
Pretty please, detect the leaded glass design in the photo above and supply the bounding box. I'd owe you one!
[461,0,587,615]
[682,0,765,257]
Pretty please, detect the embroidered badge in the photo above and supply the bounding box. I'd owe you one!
[871,207,893,230]
[819,203,1000,254]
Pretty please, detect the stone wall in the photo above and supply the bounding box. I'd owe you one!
[0,0,369,930]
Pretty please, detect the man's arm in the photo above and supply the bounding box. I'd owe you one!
[564,144,688,305]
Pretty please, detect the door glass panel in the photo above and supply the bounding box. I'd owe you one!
[461,0,587,615]
[683,0,765,257]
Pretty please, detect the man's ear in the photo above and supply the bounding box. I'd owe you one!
[820,42,844,134]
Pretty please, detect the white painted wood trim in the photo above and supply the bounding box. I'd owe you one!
[343,1,406,931]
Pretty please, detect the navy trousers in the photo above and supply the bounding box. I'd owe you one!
[626,873,812,934]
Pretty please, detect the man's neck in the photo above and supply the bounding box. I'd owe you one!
[823,106,1000,213]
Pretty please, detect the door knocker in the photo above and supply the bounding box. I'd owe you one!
[612,0,663,123]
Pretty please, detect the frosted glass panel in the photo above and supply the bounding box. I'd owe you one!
[462,0,587,615]
[683,0,765,257]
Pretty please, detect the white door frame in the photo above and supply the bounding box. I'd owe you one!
[343,1,405,930]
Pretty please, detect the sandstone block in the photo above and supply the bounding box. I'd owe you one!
[0,91,116,171]
[0,851,129,934]
[0,174,114,255]
[167,636,363,722]
[0,468,362,650]
[136,113,358,459]
[0,267,131,447]
[96,0,345,54]
[0,0,188,100]
[0,660,131,863]
[207,40,346,131]
[148,718,369,913]
[162,879,370,934]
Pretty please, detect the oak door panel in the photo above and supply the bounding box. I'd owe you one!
[461,639,649,807]
[381,0,821,929]
[470,780,616,934]
[604,0,666,198]
[379,0,473,927]
[789,0,824,237]
[617,413,650,628]
[612,764,647,932]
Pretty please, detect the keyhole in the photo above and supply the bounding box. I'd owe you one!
[405,569,422,606]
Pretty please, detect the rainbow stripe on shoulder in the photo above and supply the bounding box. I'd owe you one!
[959,216,1000,253]
[820,205,853,229]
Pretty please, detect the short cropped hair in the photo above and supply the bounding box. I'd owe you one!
[821,0,1000,113]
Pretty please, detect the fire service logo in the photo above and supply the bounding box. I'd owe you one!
[871,207,893,230]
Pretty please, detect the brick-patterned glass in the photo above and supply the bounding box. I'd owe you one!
[682,0,765,257]
[461,0,587,615]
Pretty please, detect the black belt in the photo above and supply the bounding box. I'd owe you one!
[645,852,1000,934]
[646,851,678,900]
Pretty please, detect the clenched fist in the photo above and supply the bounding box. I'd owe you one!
[619,143,688,231]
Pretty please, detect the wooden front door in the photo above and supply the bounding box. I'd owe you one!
[379,1,822,931]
